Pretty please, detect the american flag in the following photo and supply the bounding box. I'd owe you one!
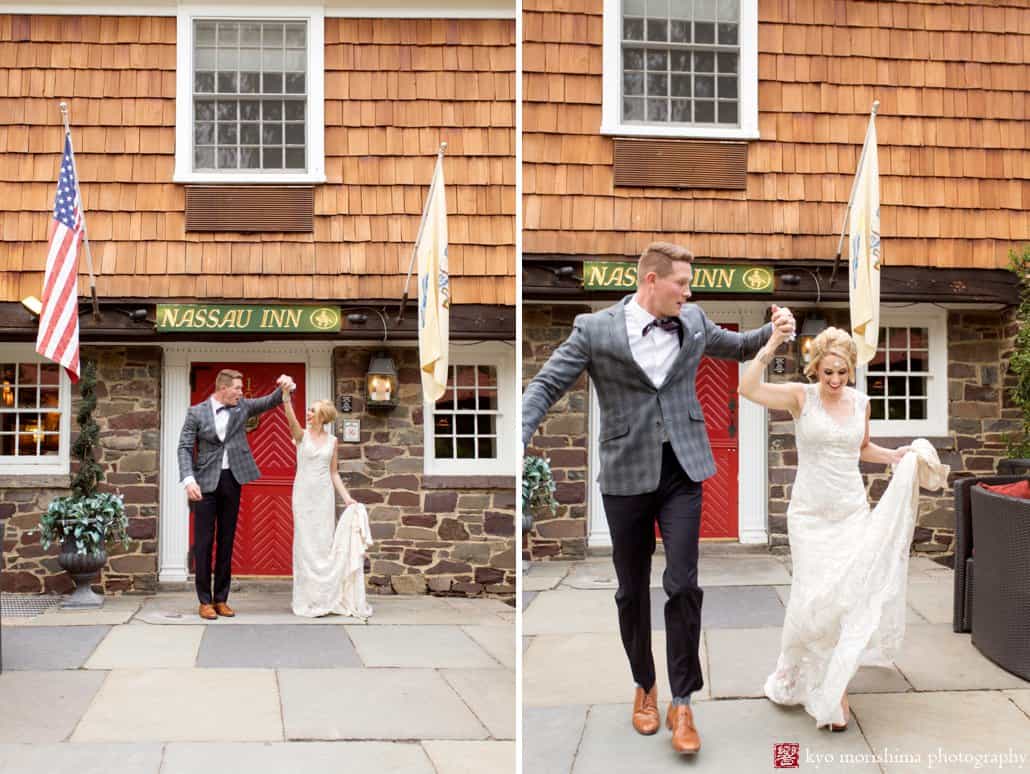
[36,132,83,383]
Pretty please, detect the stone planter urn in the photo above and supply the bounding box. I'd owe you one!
[58,534,106,609]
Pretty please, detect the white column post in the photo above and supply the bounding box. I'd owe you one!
[738,306,769,544]
[159,346,191,582]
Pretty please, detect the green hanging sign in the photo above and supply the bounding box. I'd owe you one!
[582,262,774,293]
[156,304,341,333]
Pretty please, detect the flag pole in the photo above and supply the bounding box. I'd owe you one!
[59,102,100,322]
[828,100,879,288]
[395,142,447,325]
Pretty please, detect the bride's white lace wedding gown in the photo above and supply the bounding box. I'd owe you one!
[291,430,374,619]
[763,384,948,727]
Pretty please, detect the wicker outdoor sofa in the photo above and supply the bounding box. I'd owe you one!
[952,474,1030,681]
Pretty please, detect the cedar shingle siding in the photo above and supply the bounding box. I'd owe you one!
[0,15,516,305]
[523,0,1029,267]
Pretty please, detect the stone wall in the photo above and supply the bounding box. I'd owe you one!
[334,347,516,600]
[522,304,591,560]
[1,346,162,594]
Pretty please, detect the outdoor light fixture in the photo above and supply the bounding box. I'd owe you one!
[797,314,828,370]
[20,295,42,317]
[365,351,399,410]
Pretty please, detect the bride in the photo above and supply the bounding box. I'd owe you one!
[739,323,947,730]
[282,384,373,619]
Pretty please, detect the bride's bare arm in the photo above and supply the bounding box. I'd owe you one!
[281,387,304,443]
[330,438,357,506]
[858,403,909,465]
[738,333,804,414]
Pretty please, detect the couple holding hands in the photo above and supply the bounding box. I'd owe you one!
[177,371,373,623]
[523,241,947,753]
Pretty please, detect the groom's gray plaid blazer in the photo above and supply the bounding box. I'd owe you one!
[177,389,284,493]
[523,297,771,496]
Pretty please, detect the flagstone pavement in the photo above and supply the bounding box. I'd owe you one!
[523,551,1030,774]
[0,592,515,774]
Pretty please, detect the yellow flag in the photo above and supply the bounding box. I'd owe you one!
[849,114,881,366]
[417,155,450,403]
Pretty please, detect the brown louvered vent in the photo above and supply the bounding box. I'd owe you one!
[613,138,748,190]
[185,185,314,232]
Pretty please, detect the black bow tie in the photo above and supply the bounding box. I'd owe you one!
[216,405,230,413]
[642,317,681,337]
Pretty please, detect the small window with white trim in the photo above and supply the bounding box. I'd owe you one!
[602,0,758,139]
[424,343,515,476]
[0,346,72,475]
[860,308,948,438]
[174,7,325,184]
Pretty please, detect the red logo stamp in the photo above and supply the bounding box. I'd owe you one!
[773,743,800,769]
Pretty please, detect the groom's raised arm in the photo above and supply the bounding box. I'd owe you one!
[700,308,773,362]
[241,384,286,417]
[522,316,592,446]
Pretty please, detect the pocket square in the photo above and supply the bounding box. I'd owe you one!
[693,331,702,338]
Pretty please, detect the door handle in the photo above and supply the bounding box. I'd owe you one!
[727,397,737,437]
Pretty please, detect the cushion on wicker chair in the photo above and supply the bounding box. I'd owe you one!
[977,480,1030,499]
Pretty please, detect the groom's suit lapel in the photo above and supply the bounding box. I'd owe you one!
[609,298,660,391]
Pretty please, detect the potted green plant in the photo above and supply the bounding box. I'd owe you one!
[37,360,128,607]
[522,453,559,532]
[1001,245,1030,475]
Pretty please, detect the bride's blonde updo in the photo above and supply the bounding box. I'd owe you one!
[803,327,858,382]
[311,399,338,426]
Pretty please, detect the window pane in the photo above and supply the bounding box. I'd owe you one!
[240,100,260,120]
[435,437,453,458]
[217,22,238,44]
[263,23,284,46]
[624,98,645,120]
[718,75,737,98]
[435,414,453,432]
[624,18,644,40]
[218,123,238,144]
[456,366,476,387]
[670,74,690,96]
[887,376,907,396]
[285,50,305,71]
[477,391,497,411]
[262,147,283,168]
[217,101,237,120]
[263,72,283,93]
[194,72,215,92]
[717,22,738,44]
[696,0,717,20]
[18,363,38,384]
[646,49,668,70]
[217,48,239,70]
[284,101,305,121]
[717,52,738,74]
[694,75,714,98]
[284,148,305,169]
[263,49,284,70]
[1,414,15,432]
[670,51,690,71]
[240,123,260,144]
[477,366,497,387]
[694,100,714,122]
[867,375,885,396]
[456,415,475,435]
[910,350,928,371]
[888,399,906,420]
[217,147,238,168]
[195,21,216,45]
[694,22,715,43]
[477,414,496,434]
[0,435,14,455]
[285,73,306,94]
[240,23,261,45]
[647,73,668,96]
[455,437,475,458]
[239,72,261,93]
[195,146,215,168]
[671,99,691,122]
[909,400,927,420]
[717,0,739,21]
[626,0,645,14]
[670,0,691,18]
[217,72,237,93]
[263,100,283,120]
[262,123,283,144]
[717,100,737,124]
[240,148,261,168]
[910,328,928,349]
[670,20,690,43]
[646,99,668,121]
[477,438,496,458]
[888,352,908,372]
[624,72,644,95]
[908,376,926,397]
[694,51,714,72]
[195,47,216,69]
[285,23,306,47]
[196,100,215,121]
[17,387,36,408]
[869,348,885,370]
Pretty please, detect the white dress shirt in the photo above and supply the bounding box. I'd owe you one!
[180,396,231,489]
[625,297,680,389]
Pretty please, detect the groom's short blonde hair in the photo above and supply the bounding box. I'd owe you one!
[637,242,694,281]
[215,369,243,389]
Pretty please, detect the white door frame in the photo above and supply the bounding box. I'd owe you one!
[158,341,334,582]
[587,301,769,549]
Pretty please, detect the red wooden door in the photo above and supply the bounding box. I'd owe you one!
[656,325,740,541]
[189,362,304,577]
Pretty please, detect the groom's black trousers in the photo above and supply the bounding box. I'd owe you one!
[193,469,242,605]
[601,443,704,699]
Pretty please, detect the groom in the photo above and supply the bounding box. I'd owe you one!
[522,242,795,754]
[177,369,294,620]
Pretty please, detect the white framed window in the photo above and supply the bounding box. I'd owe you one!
[601,0,758,139]
[174,5,326,184]
[0,345,72,476]
[858,307,948,438]
[424,342,515,476]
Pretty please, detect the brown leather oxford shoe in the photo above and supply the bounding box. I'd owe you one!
[198,603,217,620]
[213,602,236,617]
[631,684,660,735]
[666,704,701,754]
